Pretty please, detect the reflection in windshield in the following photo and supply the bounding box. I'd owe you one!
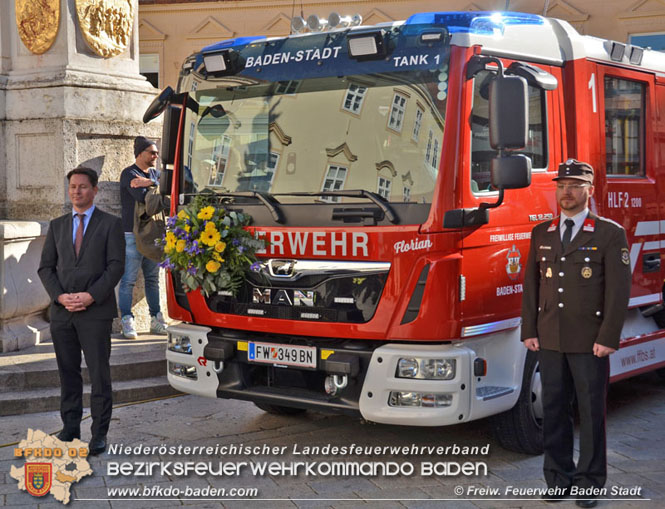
[183,69,447,205]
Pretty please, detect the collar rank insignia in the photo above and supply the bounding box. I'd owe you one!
[582,218,595,232]
[547,219,558,232]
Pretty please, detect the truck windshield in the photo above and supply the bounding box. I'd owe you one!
[181,43,448,209]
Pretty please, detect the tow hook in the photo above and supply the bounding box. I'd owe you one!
[324,374,348,396]
[213,361,224,373]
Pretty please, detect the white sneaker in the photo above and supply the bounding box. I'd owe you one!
[150,312,168,335]
[121,315,137,339]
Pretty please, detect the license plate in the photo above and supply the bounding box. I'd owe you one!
[248,342,317,369]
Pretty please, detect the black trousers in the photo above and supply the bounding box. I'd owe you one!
[51,316,113,438]
[538,349,610,491]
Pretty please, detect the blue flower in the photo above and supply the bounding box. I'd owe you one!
[166,216,177,228]
[250,261,261,272]
[232,238,240,246]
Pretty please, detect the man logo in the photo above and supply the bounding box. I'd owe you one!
[269,259,296,278]
[25,463,52,497]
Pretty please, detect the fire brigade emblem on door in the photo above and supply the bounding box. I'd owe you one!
[505,244,522,281]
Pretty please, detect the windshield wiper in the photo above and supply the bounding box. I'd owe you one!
[193,191,284,223]
[276,189,398,224]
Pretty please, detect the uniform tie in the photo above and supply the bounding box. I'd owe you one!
[562,218,575,251]
[75,214,85,257]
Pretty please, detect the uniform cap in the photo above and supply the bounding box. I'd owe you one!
[553,159,594,183]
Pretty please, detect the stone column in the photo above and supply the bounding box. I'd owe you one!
[0,0,164,348]
[1,0,160,219]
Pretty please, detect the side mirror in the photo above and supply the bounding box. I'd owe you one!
[159,169,173,196]
[161,105,181,166]
[491,154,532,189]
[143,86,174,123]
[489,74,528,150]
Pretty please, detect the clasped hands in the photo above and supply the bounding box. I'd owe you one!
[523,337,616,357]
[58,292,94,312]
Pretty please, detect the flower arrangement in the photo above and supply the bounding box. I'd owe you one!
[160,196,264,296]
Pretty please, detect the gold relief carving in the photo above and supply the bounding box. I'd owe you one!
[15,0,60,55]
[75,0,134,58]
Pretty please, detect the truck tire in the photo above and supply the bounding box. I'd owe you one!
[254,402,307,416]
[490,350,544,455]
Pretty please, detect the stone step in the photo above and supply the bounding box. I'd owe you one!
[0,376,181,416]
[0,347,167,390]
[0,335,179,415]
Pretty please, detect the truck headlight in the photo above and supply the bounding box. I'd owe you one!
[389,392,453,408]
[396,357,456,380]
[168,333,192,354]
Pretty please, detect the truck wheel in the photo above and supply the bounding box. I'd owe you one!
[254,402,307,416]
[490,350,544,455]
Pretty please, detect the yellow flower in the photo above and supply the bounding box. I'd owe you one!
[206,260,221,273]
[199,229,221,247]
[176,239,186,253]
[197,206,215,220]
[205,221,217,231]
[214,241,226,253]
[184,224,191,232]
[164,232,177,253]
[212,252,224,263]
[177,210,189,220]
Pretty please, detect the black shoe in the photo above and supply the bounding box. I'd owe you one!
[88,436,107,456]
[56,429,80,442]
[576,499,598,508]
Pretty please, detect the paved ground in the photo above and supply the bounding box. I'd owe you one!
[1,357,663,507]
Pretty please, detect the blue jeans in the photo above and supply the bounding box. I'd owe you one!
[118,233,161,318]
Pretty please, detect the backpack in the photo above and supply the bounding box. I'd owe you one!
[133,188,169,262]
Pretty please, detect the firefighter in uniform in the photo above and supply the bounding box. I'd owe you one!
[521,160,631,508]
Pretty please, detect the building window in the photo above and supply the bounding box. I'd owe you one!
[321,165,347,202]
[388,93,407,132]
[267,151,280,185]
[377,177,391,200]
[629,33,665,51]
[187,121,195,174]
[604,77,645,177]
[342,84,367,114]
[470,69,548,192]
[412,107,424,141]
[139,53,159,88]
[403,186,411,202]
[208,136,231,187]
[425,130,433,165]
[275,80,300,95]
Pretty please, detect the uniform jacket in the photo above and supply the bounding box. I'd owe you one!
[38,208,125,321]
[521,212,631,352]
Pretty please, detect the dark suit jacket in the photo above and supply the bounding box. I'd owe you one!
[38,207,125,321]
[521,212,631,352]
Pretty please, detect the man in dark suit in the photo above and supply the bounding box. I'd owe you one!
[38,167,125,456]
[521,159,631,508]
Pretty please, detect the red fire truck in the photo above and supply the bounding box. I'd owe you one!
[145,11,665,454]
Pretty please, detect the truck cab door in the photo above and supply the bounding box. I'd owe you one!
[593,64,663,310]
